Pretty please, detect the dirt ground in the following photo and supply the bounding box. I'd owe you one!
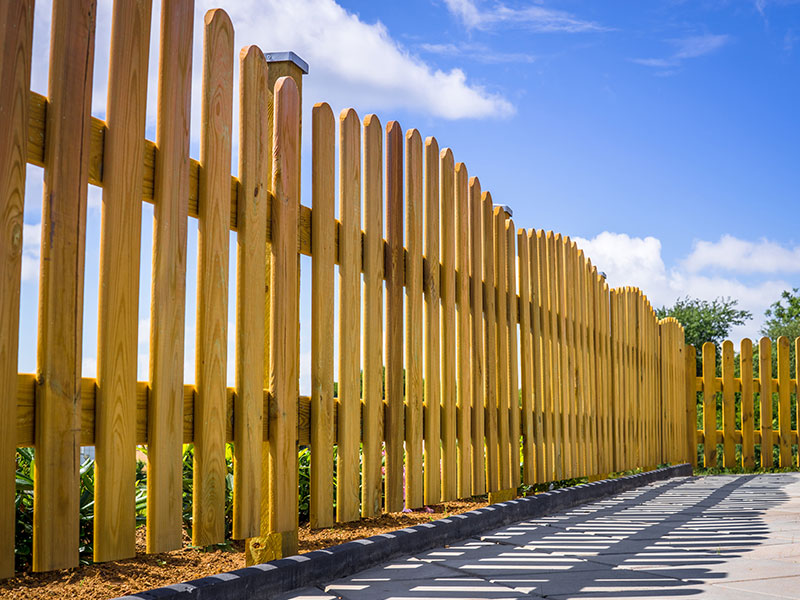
[0,498,488,600]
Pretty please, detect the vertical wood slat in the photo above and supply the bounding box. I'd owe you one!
[530,232,546,483]
[701,342,716,469]
[439,148,457,502]
[740,339,754,469]
[268,76,300,555]
[685,344,697,468]
[384,121,404,513]
[721,341,735,468]
[506,220,520,489]
[361,114,384,518]
[423,136,441,505]
[482,196,499,493]
[0,0,34,578]
[405,129,424,509]
[518,230,535,485]
[493,207,509,490]
[759,337,773,469]
[310,103,335,528]
[95,0,153,562]
[565,242,579,477]
[539,231,555,480]
[777,336,791,467]
[555,235,570,477]
[193,9,233,547]
[337,108,361,523]
[545,232,562,479]
[0,0,32,567]
[147,0,193,555]
[234,46,269,540]
[455,164,472,498]
[469,177,485,495]
[33,0,97,572]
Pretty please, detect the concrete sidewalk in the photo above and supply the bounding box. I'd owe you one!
[277,473,800,600]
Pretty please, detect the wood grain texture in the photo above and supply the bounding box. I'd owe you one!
[739,340,756,466]
[492,208,509,490]
[517,230,534,485]
[454,164,472,498]
[685,344,697,468]
[777,336,791,467]
[469,177,485,495]
[542,232,559,480]
[0,0,33,578]
[530,232,546,482]
[337,108,361,523]
[439,149,457,502]
[405,128,424,509]
[268,76,300,553]
[384,121,404,513]
[147,0,193,554]
[33,0,96,572]
[505,221,520,489]
[94,0,152,563]
[701,342,716,469]
[721,341,735,468]
[423,137,441,505]
[234,46,269,539]
[553,235,568,478]
[759,337,773,469]
[482,196,499,493]
[192,9,233,548]
[361,113,383,518]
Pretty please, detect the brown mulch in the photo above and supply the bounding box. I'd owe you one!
[0,498,488,600]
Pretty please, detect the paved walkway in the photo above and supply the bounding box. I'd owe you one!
[276,473,800,600]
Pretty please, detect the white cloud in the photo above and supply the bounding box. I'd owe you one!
[685,235,800,274]
[442,0,607,33]
[420,42,536,64]
[198,0,513,120]
[632,33,730,70]
[573,231,795,341]
[21,223,41,281]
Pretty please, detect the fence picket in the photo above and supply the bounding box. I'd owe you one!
[0,0,34,578]
[530,232,546,482]
[778,336,791,467]
[721,341,735,468]
[424,136,442,504]
[493,207,509,491]
[440,148,457,502]
[506,220,520,489]
[741,339,754,469]
[469,178,485,495]
[518,230,535,485]
[483,198,499,493]
[310,103,335,527]
[337,108,361,522]
[361,114,384,518]
[760,337,773,469]
[455,163,472,498]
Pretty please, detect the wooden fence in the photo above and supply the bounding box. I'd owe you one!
[690,337,800,470]
[0,0,689,577]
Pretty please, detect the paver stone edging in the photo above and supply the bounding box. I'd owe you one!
[119,463,693,600]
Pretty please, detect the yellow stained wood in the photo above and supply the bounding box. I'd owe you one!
[544,232,561,479]
[493,207,509,491]
[33,0,96,572]
[234,46,268,539]
[555,235,570,477]
[455,163,472,498]
[777,336,791,467]
[361,114,383,518]
[685,344,697,467]
[701,342,716,469]
[759,337,773,469]
[469,177,485,495]
[268,76,300,555]
[529,232,546,483]
[506,221,520,489]
[740,339,754,468]
[517,230,534,485]
[423,136,441,505]
[147,0,193,554]
[384,121,404,513]
[483,196,499,493]
[310,103,335,527]
[720,341,735,468]
[193,9,233,547]
[439,148,457,501]
[337,108,362,522]
[94,0,152,562]
[405,129,424,509]
[0,0,33,578]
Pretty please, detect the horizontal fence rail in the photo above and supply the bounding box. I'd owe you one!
[0,0,690,577]
[690,337,800,470]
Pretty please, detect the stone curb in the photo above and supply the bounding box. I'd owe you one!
[119,463,693,600]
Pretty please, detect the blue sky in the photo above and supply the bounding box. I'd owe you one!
[18,0,800,391]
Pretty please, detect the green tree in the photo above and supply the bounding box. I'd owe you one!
[761,287,800,340]
[655,296,752,373]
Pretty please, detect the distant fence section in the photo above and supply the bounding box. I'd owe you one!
[690,337,800,470]
[0,0,690,578]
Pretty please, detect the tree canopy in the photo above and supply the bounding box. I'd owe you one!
[761,287,800,341]
[655,296,752,352]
